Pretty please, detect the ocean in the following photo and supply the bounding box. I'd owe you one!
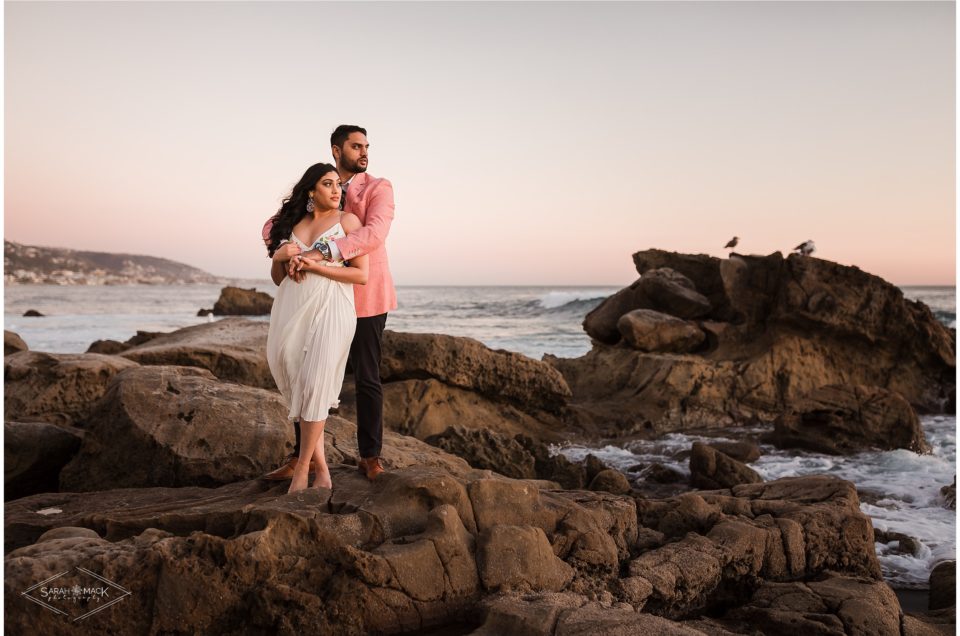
[3,282,956,588]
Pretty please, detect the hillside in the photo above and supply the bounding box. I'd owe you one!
[4,240,224,285]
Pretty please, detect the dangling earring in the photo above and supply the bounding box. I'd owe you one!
[306,198,315,213]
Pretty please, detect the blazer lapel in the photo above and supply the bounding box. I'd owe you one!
[345,172,368,215]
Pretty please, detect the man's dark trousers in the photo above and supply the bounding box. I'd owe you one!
[292,313,386,457]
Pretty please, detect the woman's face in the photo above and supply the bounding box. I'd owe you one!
[310,171,342,211]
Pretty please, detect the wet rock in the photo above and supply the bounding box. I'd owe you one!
[583,454,608,483]
[4,351,138,426]
[588,469,631,495]
[689,442,762,490]
[380,331,571,414]
[940,476,955,510]
[617,309,706,353]
[119,317,274,389]
[875,529,922,556]
[22,309,43,317]
[930,561,955,610]
[771,384,930,455]
[708,441,761,463]
[643,463,685,484]
[5,421,83,500]
[4,330,27,356]
[211,285,273,316]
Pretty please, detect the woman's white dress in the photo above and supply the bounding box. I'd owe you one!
[266,222,356,421]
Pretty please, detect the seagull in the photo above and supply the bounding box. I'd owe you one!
[793,240,815,256]
[724,236,739,249]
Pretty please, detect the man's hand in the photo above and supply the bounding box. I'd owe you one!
[272,242,301,263]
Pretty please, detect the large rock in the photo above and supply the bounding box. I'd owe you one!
[4,330,27,356]
[617,309,706,353]
[5,451,885,636]
[556,250,954,438]
[426,426,537,480]
[771,384,930,455]
[689,442,763,490]
[356,378,565,443]
[4,351,138,426]
[119,317,274,389]
[723,575,903,635]
[5,422,83,500]
[930,560,955,610]
[59,365,293,491]
[211,285,274,316]
[636,267,712,319]
[380,331,571,414]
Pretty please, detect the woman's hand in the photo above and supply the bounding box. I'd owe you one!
[298,255,322,273]
[272,242,301,263]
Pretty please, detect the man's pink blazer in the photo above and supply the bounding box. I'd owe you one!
[336,172,397,318]
[261,171,397,319]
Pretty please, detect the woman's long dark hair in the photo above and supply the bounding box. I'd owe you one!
[266,162,338,257]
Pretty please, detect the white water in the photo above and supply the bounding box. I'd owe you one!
[556,415,956,589]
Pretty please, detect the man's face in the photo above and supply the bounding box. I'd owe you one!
[335,132,369,174]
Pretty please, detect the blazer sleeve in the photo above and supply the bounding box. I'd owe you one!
[333,179,395,260]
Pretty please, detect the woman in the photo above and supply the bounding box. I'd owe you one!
[265,163,368,493]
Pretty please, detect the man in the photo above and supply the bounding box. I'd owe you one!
[263,124,396,481]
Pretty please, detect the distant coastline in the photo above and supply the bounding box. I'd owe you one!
[4,240,225,286]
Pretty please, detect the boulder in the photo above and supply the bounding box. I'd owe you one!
[356,378,564,443]
[4,351,138,426]
[86,339,130,354]
[4,330,27,356]
[636,267,712,319]
[380,331,571,414]
[689,442,763,490]
[723,575,903,635]
[708,441,761,463]
[22,309,43,317]
[582,277,651,344]
[59,365,293,491]
[588,469,631,495]
[119,317,274,389]
[617,309,706,353]
[941,477,956,510]
[211,286,273,316]
[558,250,955,439]
[771,384,930,455]
[425,426,537,480]
[643,463,685,484]
[930,561,955,610]
[477,525,574,592]
[5,422,83,500]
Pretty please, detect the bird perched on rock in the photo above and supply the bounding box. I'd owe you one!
[724,236,739,249]
[793,240,815,256]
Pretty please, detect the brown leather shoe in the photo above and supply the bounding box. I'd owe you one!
[357,457,385,481]
[262,454,317,481]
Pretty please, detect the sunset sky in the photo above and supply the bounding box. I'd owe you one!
[5,1,955,285]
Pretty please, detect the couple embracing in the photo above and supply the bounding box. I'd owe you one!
[260,124,396,493]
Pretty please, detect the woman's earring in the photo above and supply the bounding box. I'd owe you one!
[306,198,315,213]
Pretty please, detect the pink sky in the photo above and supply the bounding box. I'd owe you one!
[5,2,955,285]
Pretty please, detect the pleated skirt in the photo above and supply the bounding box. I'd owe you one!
[266,272,356,422]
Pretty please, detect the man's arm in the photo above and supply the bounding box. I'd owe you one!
[331,179,395,260]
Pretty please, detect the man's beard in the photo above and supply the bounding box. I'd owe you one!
[346,158,367,174]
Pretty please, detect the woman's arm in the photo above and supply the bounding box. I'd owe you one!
[270,241,301,286]
[300,253,368,285]
[300,214,369,284]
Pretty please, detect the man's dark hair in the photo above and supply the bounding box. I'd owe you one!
[331,125,367,149]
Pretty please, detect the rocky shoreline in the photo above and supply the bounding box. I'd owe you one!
[4,249,955,634]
